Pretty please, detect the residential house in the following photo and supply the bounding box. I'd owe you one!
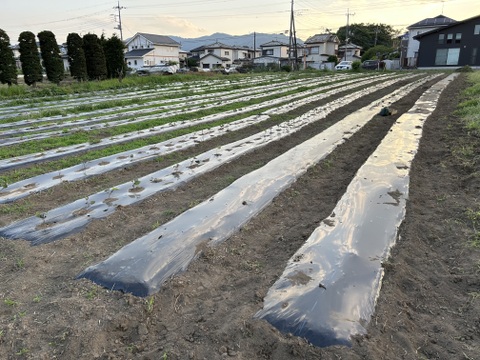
[124,33,180,69]
[303,34,339,69]
[338,43,362,62]
[253,40,290,67]
[190,42,259,69]
[405,15,456,67]
[414,14,480,69]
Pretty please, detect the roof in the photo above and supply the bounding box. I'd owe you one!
[124,49,154,58]
[200,53,230,61]
[260,40,289,47]
[413,14,480,40]
[203,41,234,49]
[126,33,180,46]
[407,15,456,29]
[338,43,362,50]
[304,34,339,44]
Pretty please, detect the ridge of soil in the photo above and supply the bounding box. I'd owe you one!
[0,74,478,359]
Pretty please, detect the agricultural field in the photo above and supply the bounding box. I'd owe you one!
[0,71,479,359]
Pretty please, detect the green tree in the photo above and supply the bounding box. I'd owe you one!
[18,31,43,86]
[0,29,17,85]
[361,45,396,62]
[337,23,396,52]
[66,33,87,81]
[38,30,64,84]
[83,34,107,81]
[103,34,126,80]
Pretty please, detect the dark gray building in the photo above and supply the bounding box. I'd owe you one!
[414,14,480,69]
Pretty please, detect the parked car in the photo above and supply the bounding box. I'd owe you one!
[136,64,178,75]
[362,60,380,70]
[335,61,353,70]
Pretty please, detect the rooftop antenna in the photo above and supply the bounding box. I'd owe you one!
[114,1,126,41]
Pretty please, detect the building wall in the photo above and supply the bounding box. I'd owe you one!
[417,18,480,68]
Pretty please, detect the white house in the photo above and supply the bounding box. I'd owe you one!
[303,34,339,69]
[124,33,180,69]
[253,40,290,67]
[405,15,456,67]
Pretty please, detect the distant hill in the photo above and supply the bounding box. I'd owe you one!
[168,32,304,51]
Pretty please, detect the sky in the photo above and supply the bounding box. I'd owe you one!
[1,0,478,47]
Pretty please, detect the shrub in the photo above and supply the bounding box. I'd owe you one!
[352,61,361,71]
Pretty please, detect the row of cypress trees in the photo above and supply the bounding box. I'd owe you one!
[0,29,126,86]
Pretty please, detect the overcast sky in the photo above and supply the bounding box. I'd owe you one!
[1,0,477,45]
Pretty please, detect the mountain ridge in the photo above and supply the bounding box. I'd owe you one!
[168,32,304,51]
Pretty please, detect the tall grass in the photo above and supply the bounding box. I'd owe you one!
[456,72,480,134]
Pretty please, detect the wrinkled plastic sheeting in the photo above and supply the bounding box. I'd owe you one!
[75,75,440,297]
[0,76,328,147]
[254,74,458,348]
[0,74,404,203]
[0,74,426,243]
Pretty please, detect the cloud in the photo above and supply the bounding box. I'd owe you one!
[124,16,207,37]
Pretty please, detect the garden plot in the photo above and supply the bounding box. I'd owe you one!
[69,74,442,296]
[0,74,361,145]
[0,74,423,242]
[1,72,475,360]
[0,75,282,120]
[0,74,418,202]
[0,74,403,170]
[254,74,458,347]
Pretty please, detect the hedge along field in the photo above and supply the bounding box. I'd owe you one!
[1,70,478,360]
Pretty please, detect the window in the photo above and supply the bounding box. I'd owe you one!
[475,25,480,35]
[225,51,229,55]
[134,60,137,65]
[438,34,445,44]
[435,48,460,65]
[309,47,319,54]
[208,49,214,53]
[472,48,478,64]
[446,33,453,44]
[263,49,274,56]
[455,33,462,43]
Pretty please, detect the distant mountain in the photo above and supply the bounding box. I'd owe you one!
[168,32,304,51]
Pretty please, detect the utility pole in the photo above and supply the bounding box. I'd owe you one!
[374,25,379,47]
[253,32,256,60]
[114,1,126,41]
[344,8,355,61]
[288,0,298,70]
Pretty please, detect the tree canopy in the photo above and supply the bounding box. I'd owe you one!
[66,33,88,81]
[38,30,64,84]
[336,23,396,52]
[102,34,127,80]
[83,34,107,81]
[0,29,17,86]
[18,31,43,86]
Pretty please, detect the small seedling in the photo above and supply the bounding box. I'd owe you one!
[16,348,29,356]
[145,296,154,313]
[4,298,18,307]
[33,294,42,303]
[132,179,141,188]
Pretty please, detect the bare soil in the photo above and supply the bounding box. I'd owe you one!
[0,73,479,360]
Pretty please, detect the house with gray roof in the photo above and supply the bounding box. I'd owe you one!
[405,15,456,67]
[303,34,339,69]
[124,33,180,70]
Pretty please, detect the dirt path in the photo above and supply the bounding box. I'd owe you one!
[0,73,478,359]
